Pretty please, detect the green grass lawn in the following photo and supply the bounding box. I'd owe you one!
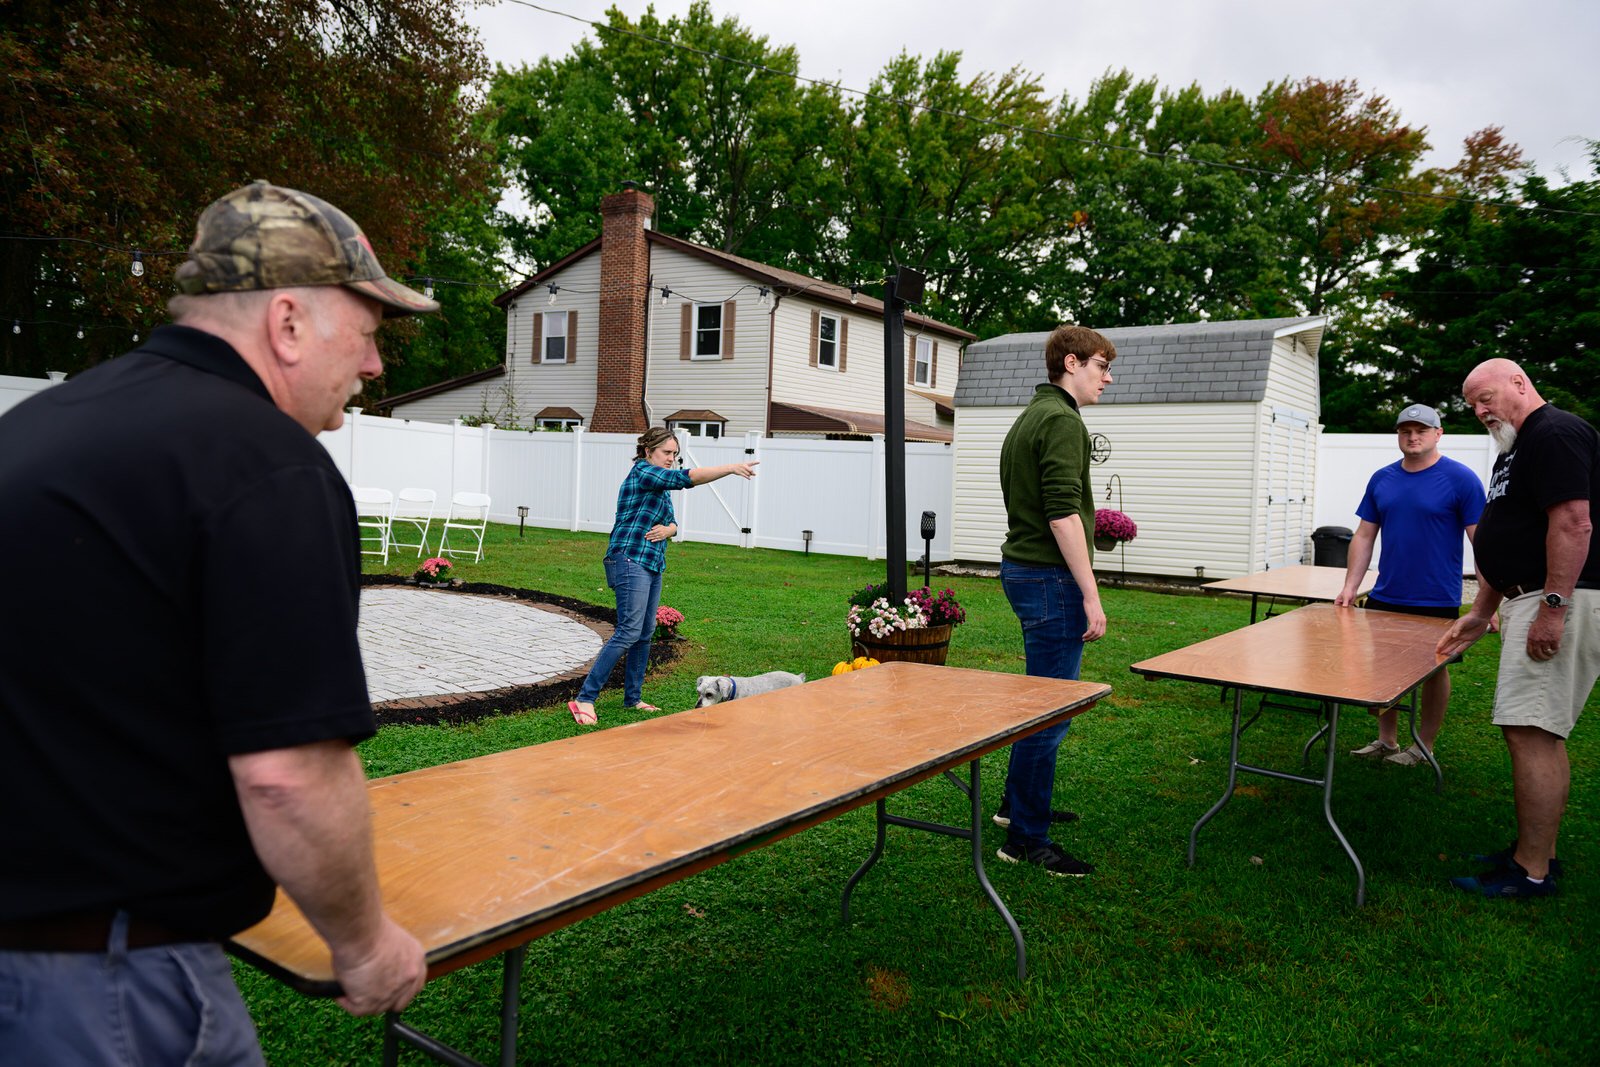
[240,525,1599,1064]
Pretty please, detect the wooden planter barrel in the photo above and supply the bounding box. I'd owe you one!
[851,623,953,666]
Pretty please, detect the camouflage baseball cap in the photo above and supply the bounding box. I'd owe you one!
[173,180,439,317]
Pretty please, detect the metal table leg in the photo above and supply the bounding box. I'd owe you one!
[1321,704,1365,905]
[383,944,528,1067]
[841,757,1027,979]
[1190,687,1244,866]
[1403,687,1444,794]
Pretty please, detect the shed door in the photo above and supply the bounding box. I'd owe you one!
[1262,407,1315,569]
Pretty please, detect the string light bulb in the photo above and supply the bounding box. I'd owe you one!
[849,284,860,305]
[659,286,671,307]
[546,284,559,306]
[757,286,770,307]
[423,278,434,299]
[132,332,139,342]
[131,251,144,277]
[11,320,19,335]
[77,326,84,339]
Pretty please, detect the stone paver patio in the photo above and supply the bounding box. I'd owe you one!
[358,587,604,705]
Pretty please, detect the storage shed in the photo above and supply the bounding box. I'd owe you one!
[952,317,1328,579]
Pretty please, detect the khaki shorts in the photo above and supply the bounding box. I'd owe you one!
[1493,588,1600,739]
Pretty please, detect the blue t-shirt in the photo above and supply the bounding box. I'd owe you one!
[1358,455,1486,607]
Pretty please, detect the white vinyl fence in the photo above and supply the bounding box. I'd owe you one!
[320,411,956,561]
[0,372,66,418]
[322,411,1501,569]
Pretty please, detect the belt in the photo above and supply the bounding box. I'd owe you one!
[1501,580,1600,600]
[0,910,203,952]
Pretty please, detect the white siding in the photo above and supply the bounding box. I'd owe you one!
[390,379,507,425]
[504,254,602,423]
[645,247,770,433]
[1254,333,1321,569]
[770,301,959,418]
[0,373,61,419]
[954,400,1267,579]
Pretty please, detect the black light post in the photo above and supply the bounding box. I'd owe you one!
[920,511,936,588]
[882,265,923,603]
[802,529,813,557]
[517,505,529,537]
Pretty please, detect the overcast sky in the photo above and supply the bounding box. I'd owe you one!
[467,0,1597,190]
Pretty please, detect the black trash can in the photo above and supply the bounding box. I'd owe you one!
[1311,525,1353,568]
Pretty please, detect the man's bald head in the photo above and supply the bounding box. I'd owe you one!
[1463,357,1544,451]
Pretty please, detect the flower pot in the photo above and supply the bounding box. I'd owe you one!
[1094,536,1117,552]
[851,623,953,666]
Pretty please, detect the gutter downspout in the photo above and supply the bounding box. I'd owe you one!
[640,270,653,428]
[763,290,782,437]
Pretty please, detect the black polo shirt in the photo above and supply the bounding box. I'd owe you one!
[0,325,375,937]
[1474,403,1600,594]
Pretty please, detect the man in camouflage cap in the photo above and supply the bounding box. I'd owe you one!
[0,182,432,1063]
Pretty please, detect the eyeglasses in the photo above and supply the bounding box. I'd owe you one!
[1081,356,1111,378]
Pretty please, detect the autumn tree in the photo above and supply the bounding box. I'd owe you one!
[0,0,496,390]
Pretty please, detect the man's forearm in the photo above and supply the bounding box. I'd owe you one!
[1049,516,1100,605]
[230,740,386,952]
[1544,499,1593,596]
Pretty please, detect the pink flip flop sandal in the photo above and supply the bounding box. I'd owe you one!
[632,702,661,712]
[568,700,598,726]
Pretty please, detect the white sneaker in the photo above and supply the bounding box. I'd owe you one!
[1384,744,1430,767]
[1350,739,1398,759]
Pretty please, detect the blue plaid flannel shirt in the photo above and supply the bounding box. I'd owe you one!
[607,459,694,573]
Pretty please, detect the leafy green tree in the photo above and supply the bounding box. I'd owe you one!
[0,0,492,382]
[1344,141,1599,429]
[490,2,846,274]
[830,51,1057,335]
[1038,72,1298,328]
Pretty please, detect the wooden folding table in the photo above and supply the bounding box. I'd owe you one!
[1131,604,1455,905]
[1204,564,1377,624]
[227,662,1108,1066]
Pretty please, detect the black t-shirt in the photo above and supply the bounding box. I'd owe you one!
[0,325,376,937]
[1473,403,1600,593]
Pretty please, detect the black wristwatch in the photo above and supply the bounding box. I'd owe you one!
[1543,591,1572,609]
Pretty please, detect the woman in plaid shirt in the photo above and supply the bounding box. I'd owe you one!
[569,427,758,725]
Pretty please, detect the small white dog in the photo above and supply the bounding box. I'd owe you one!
[695,671,806,706]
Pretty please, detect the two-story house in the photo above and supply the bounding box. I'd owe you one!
[382,185,973,441]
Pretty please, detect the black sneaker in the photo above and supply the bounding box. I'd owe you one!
[996,841,1094,877]
[1450,858,1558,898]
[992,804,1080,829]
[1469,842,1564,878]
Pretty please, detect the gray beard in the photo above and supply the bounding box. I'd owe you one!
[1489,422,1518,454]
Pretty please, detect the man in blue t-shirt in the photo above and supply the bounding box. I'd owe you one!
[1335,403,1486,766]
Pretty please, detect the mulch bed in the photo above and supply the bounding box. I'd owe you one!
[361,574,686,728]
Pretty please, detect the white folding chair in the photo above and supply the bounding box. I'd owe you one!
[388,487,437,558]
[350,486,395,565]
[437,491,491,563]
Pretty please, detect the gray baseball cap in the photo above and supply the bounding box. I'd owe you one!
[1395,403,1442,429]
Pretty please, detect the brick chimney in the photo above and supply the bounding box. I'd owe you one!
[592,183,655,433]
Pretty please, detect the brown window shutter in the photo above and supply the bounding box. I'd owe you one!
[532,313,543,364]
[839,317,849,372]
[567,310,578,363]
[809,310,819,367]
[722,300,736,359]
[930,340,937,387]
[680,303,692,360]
[907,336,916,384]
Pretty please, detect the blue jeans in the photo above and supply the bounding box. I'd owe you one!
[999,561,1088,849]
[0,912,265,1065]
[578,553,663,705]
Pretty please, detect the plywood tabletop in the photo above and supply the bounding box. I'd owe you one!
[1203,564,1376,602]
[1131,602,1454,706]
[229,662,1109,993]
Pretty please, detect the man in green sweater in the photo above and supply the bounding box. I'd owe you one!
[992,324,1115,876]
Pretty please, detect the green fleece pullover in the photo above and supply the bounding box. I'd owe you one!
[999,383,1094,566]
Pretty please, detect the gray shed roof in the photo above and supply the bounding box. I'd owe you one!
[954,317,1327,408]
